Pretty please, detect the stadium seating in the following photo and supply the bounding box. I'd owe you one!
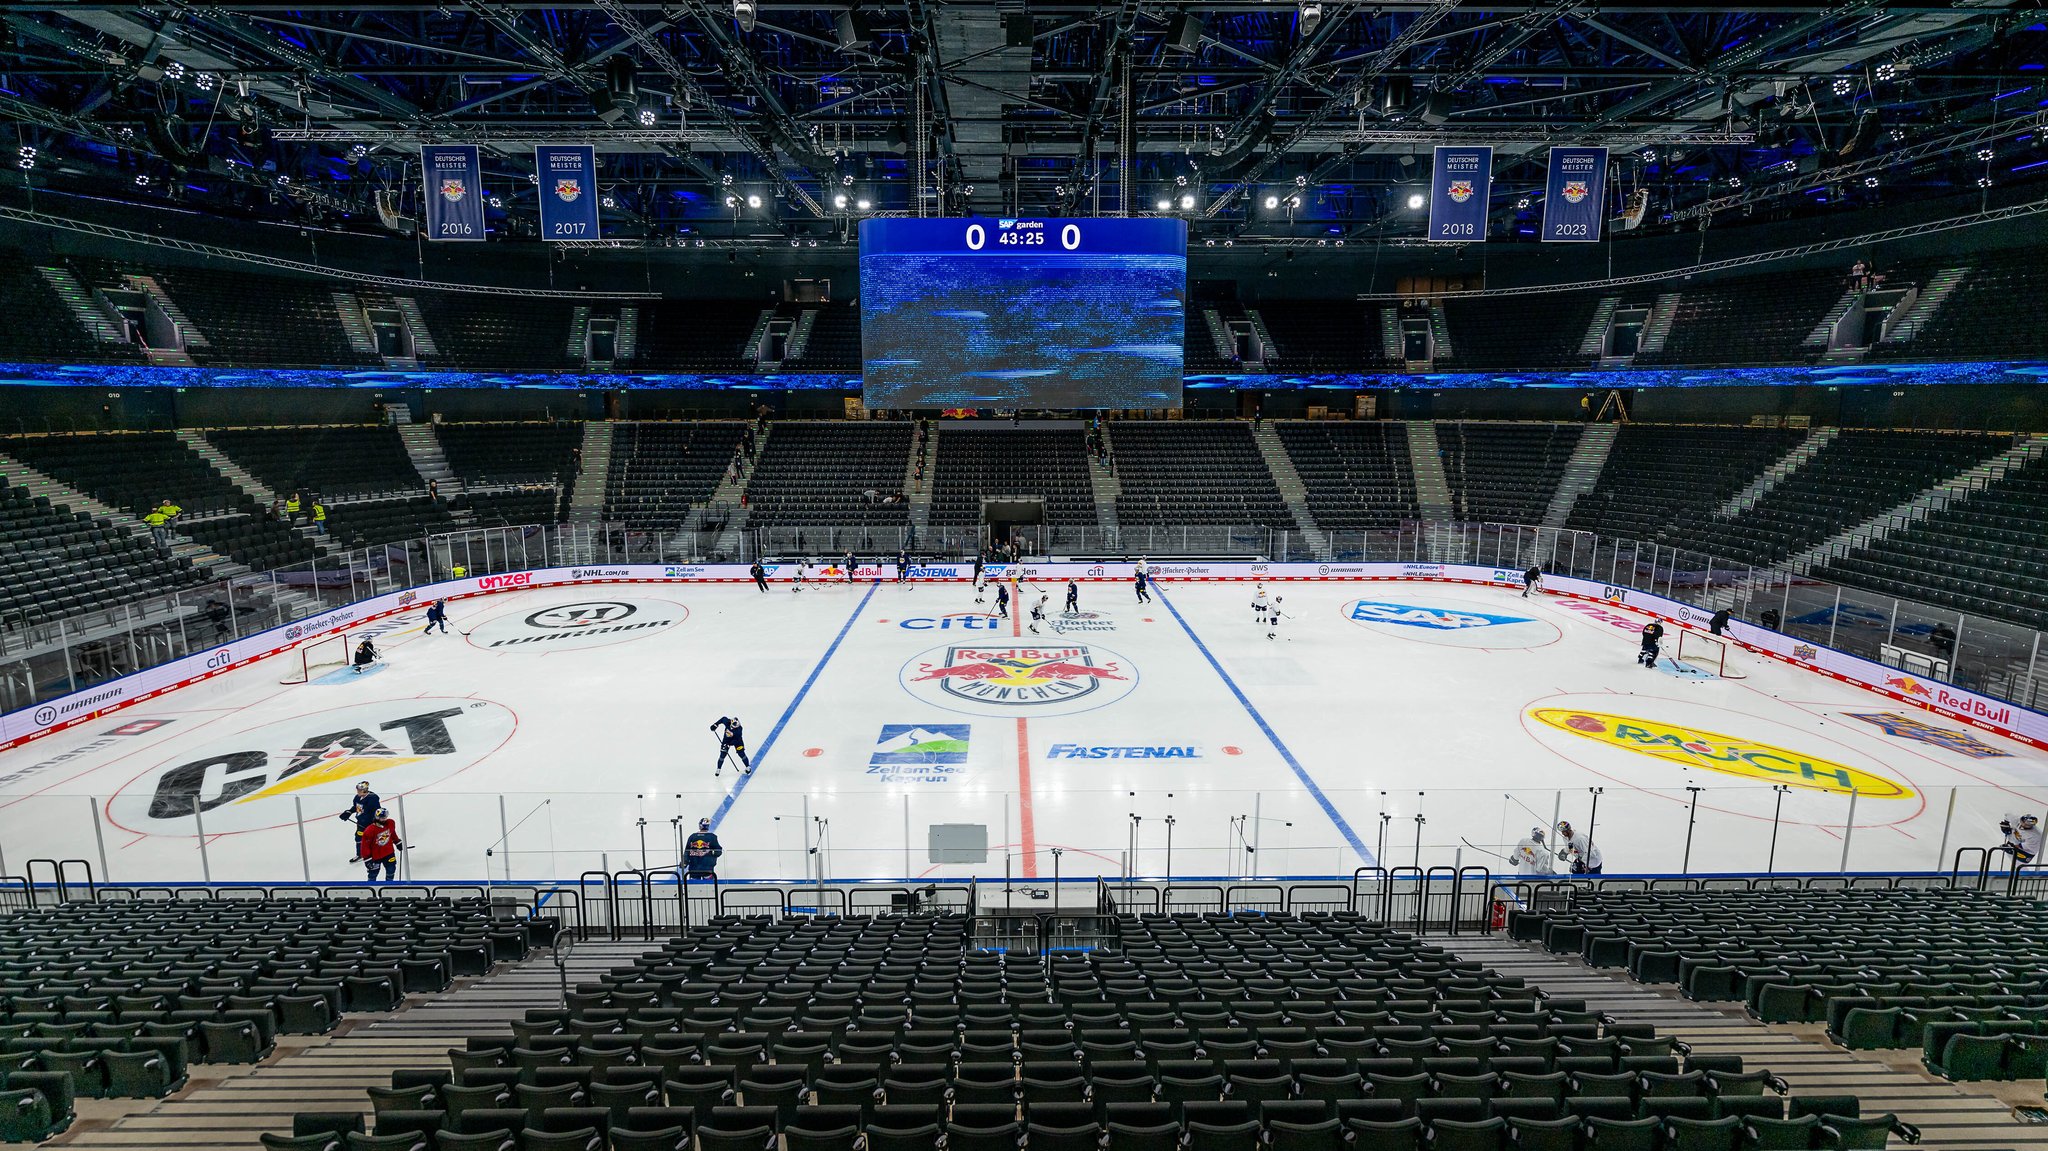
[269,910,1897,1151]
[321,496,456,549]
[0,896,540,1136]
[602,423,748,527]
[1,431,320,570]
[1443,294,1605,370]
[1276,422,1420,531]
[150,264,372,368]
[1257,302,1398,370]
[1898,249,2048,361]
[1815,452,2048,629]
[0,477,206,624]
[1107,423,1293,528]
[792,304,860,371]
[208,426,421,500]
[0,261,145,368]
[412,295,580,370]
[743,424,913,529]
[460,488,563,529]
[633,301,775,372]
[1439,423,1583,524]
[1635,268,1846,367]
[437,423,584,489]
[1565,425,1807,543]
[1509,886,2041,1086]
[927,428,1098,530]
[1666,431,2008,566]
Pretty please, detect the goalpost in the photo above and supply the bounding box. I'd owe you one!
[279,630,351,685]
[1675,629,1747,679]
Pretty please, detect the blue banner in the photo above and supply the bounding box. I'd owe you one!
[1427,146,1492,243]
[421,145,484,242]
[534,145,599,241]
[1541,146,1608,243]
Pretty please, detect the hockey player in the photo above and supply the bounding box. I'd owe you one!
[351,637,380,674]
[425,599,449,634]
[1028,592,1049,635]
[1252,582,1269,624]
[1638,621,1665,669]
[1064,580,1080,616]
[994,582,1011,619]
[896,548,910,583]
[1522,566,1542,598]
[1997,814,2043,868]
[341,781,381,831]
[1134,566,1152,604]
[750,561,770,593]
[1555,821,1604,875]
[972,556,986,602]
[710,716,751,777]
[793,560,809,593]
[842,550,856,584]
[1709,608,1732,636]
[683,818,723,878]
[1513,827,1553,879]
[1267,596,1285,640]
[353,808,402,882]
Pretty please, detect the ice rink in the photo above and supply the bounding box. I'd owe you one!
[2,575,2044,886]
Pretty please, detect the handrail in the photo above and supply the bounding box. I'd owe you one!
[576,869,613,941]
[1450,865,1493,935]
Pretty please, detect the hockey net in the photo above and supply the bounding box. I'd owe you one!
[279,631,350,684]
[1675,629,1747,679]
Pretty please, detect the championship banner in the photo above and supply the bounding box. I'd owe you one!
[534,145,599,241]
[1541,146,1608,243]
[1427,146,1492,243]
[421,145,484,242]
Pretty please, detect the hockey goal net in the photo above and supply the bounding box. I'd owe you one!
[279,631,350,684]
[1675,629,1747,679]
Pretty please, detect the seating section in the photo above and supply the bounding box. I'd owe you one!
[1635,269,1845,367]
[0,478,205,623]
[322,496,457,548]
[1512,887,2045,1085]
[1444,294,1603,370]
[1108,423,1292,528]
[1902,250,2048,361]
[438,424,584,488]
[744,424,913,528]
[1667,431,2008,566]
[272,910,1892,1151]
[151,265,371,367]
[1277,422,1419,531]
[794,305,860,371]
[0,263,145,364]
[928,429,1097,530]
[0,897,541,1140]
[209,426,420,499]
[1816,452,2048,630]
[633,302,772,372]
[1565,425,1807,542]
[1440,424,1583,525]
[461,488,563,529]
[1257,303,1397,370]
[603,423,748,527]
[413,295,578,370]
[2,431,319,570]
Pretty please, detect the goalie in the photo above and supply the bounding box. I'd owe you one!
[351,637,381,675]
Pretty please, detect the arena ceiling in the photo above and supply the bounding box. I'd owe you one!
[0,1,2042,248]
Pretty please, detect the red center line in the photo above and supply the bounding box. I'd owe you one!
[1010,588,1037,878]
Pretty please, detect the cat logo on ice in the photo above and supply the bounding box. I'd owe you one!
[108,699,516,835]
[1348,601,1533,630]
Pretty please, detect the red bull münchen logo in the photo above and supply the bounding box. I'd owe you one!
[901,643,1139,716]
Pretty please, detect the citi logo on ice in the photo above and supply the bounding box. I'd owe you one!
[1348,601,1533,630]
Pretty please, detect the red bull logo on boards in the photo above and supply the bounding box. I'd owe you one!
[901,643,1139,716]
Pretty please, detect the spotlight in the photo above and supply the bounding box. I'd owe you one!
[1875,62,1896,81]
[807,239,817,247]
[1515,197,1530,209]
[841,173,855,186]
[134,174,149,186]
[1726,176,1741,188]
[695,237,705,247]
[1179,193,1196,210]
[790,239,800,247]
[1780,159,1797,173]
[349,143,368,159]
[1977,148,1994,161]
[276,174,291,185]
[1295,174,1309,187]
[746,193,762,208]
[725,194,738,208]
[1406,192,1424,210]
[1832,77,1852,96]
[637,107,656,127]
[833,193,849,209]
[1223,239,1234,247]
[1334,239,1344,246]
[1156,197,1172,211]
[488,195,502,207]
[1174,174,1188,187]
[733,0,757,32]
[1641,148,1657,162]
[195,72,216,92]
[1299,2,1323,35]
[1264,195,1280,209]
[1862,176,1878,188]
[722,173,734,186]
[164,61,186,81]
[1285,194,1301,209]
[855,197,871,210]
[1978,176,1994,188]
[1205,239,1215,247]
[601,194,616,208]
[16,146,35,171]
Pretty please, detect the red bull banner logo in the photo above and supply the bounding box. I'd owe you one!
[901,643,1138,717]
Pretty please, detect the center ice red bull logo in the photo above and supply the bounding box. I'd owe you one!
[900,643,1138,716]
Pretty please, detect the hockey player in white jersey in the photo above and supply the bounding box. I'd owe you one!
[1251,582,1268,625]
[1513,827,1554,879]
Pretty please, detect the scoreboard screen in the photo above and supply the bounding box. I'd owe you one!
[859,217,1186,409]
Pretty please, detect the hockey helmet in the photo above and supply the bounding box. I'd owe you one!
[2024,815,2040,827]
[699,818,712,831]
[1557,820,1574,836]
[355,781,371,793]
[375,808,389,819]
[1530,827,1546,843]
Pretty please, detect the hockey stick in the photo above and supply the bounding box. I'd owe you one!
[1459,836,1516,864]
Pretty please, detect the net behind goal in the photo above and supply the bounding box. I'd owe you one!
[280,631,350,684]
[1675,629,1747,679]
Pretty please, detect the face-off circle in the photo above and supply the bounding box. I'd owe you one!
[466,598,687,653]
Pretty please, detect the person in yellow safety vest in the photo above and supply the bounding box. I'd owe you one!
[452,564,467,578]
[143,507,170,548]
[285,494,302,517]
[156,498,182,522]
[312,501,326,534]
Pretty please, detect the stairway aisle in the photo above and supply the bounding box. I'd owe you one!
[1450,935,2048,1150]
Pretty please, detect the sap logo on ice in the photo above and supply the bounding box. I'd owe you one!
[478,572,533,591]
[900,614,1001,631]
[873,725,971,764]
[109,699,516,835]
[1047,743,1200,760]
[1348,601,1534,630]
